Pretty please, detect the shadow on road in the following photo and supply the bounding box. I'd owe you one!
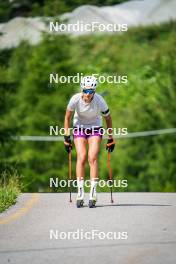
[0,240,176,255]
[96,204,172,208]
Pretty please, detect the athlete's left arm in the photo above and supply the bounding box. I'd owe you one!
[104,114,113,139]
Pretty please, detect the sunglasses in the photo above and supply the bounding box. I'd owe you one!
[83,89,95,94]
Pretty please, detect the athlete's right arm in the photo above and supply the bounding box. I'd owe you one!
[64,93,78,134]
[64,110,73,136]
[64,110,73,153]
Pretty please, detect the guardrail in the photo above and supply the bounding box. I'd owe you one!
[11,128,176,141]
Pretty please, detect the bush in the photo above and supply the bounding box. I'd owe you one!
[0,167,21,213]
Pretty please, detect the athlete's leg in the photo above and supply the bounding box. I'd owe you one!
[74,137,87,180]
[87,136,101,204]
[74,137,87,203]
[87,136,101,180]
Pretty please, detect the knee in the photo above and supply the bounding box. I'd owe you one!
[88,155,98,166]
[77,154,86,165]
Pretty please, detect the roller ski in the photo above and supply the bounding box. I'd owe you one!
[88,198,96,208]
[76,198,84,208]
[76,190,84,208]
[88,189,97,208]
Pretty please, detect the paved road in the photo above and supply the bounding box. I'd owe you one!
[0,193,176,264]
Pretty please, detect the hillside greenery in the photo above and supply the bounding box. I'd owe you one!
[0,165,21,212]
[0,0,128,22]
[0,21,176,192]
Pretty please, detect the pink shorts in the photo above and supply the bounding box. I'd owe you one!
[73,127,103,139]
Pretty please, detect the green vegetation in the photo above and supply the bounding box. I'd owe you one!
[0,0,128,22]
[0,166,21,213]
[0,21,176,192]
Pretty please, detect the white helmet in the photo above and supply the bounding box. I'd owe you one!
[80,76,98,90]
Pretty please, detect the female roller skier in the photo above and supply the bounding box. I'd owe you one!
[64,76,115,208]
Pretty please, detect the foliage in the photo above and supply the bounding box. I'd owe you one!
[0,21,176,192]
[0,165,21,212]
[0,0,128,22]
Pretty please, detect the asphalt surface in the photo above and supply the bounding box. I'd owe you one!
[0,193,176,264]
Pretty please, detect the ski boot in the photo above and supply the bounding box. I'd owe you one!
[76,192,84,208]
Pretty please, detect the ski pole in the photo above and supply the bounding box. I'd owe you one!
[107,151,114,203]
[68,151,72,203]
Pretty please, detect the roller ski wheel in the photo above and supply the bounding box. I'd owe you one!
[88,199,96,208]
[76,199,84,208]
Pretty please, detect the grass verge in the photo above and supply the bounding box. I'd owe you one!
[0,169,21,213]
